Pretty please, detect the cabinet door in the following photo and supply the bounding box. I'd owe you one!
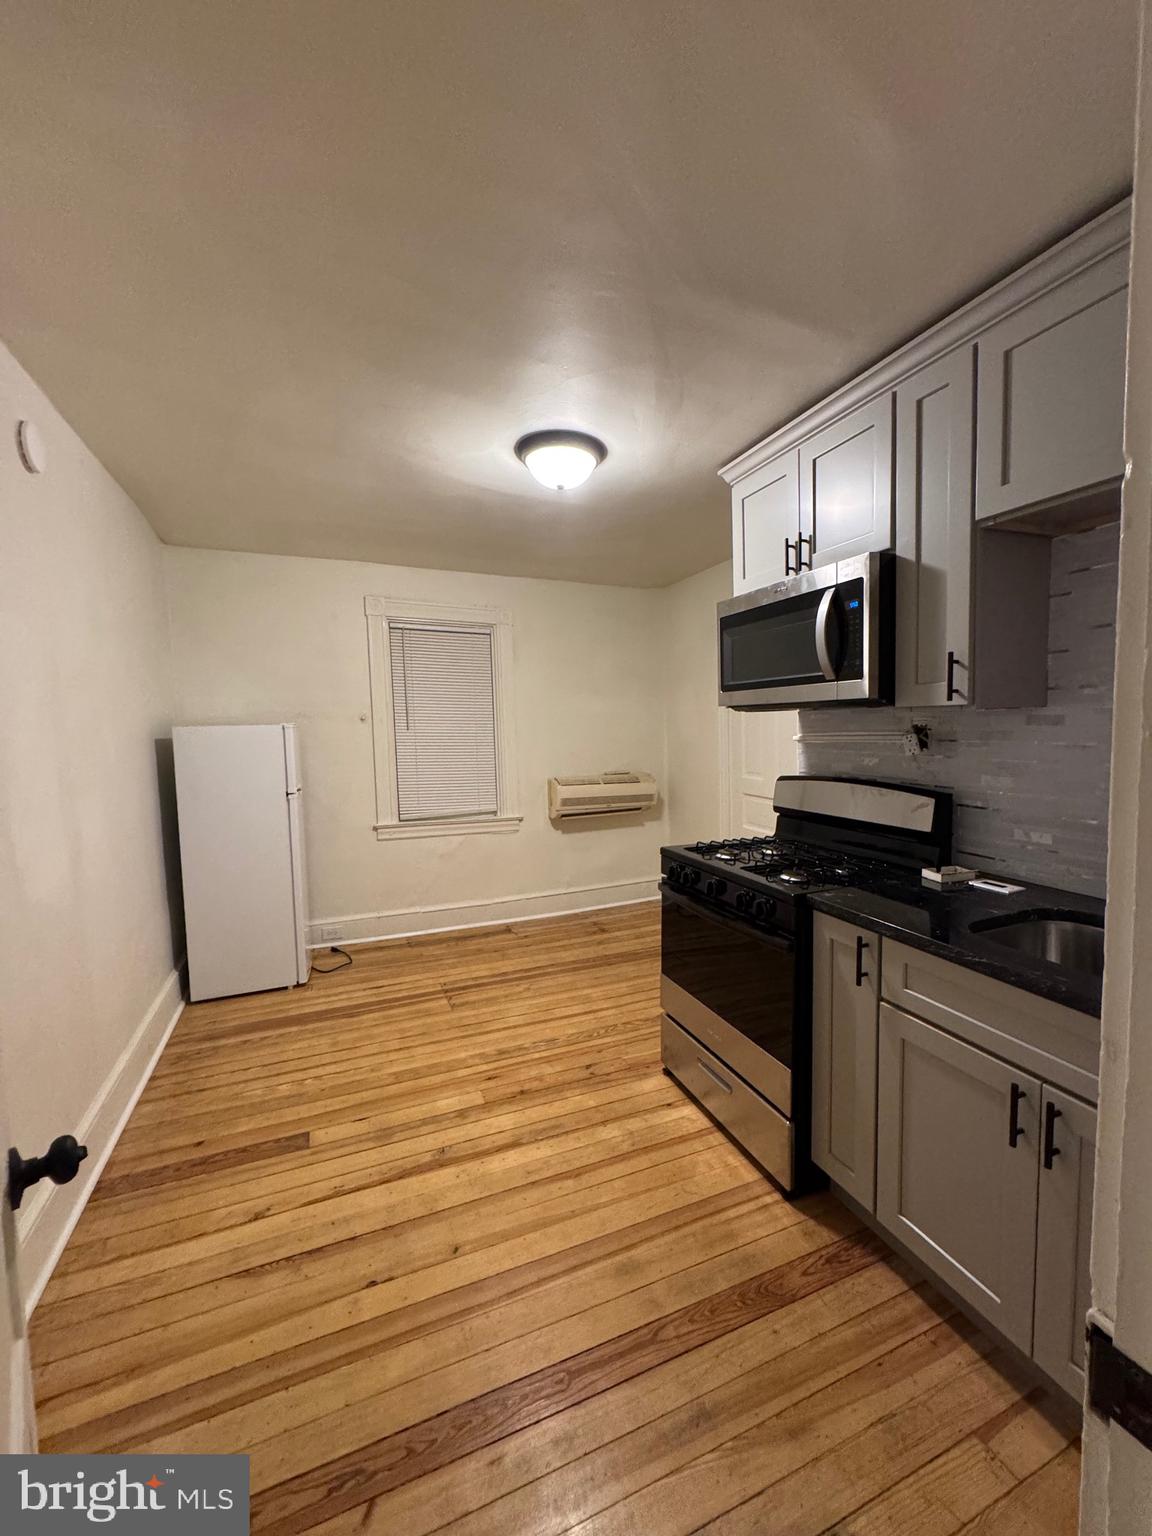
[1033,1088,1096,1398]
[876,1004,1040,1350]
[894,350,974,707]
[976,248,1128,521]
[799,395,894,569]
[732,450,799,594]
[811,915,879,1210]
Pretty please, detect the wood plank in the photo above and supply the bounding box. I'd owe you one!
[242,1229,888,1529]
[307,1259,922,1536]
[953,1442,1081,1536]
[28,906,1080,1536]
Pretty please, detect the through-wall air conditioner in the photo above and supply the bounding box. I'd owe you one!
[548,771,659,821]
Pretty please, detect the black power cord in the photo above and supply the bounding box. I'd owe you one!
[310,945,353,976]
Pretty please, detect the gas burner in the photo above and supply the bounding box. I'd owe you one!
[776,869,811,886]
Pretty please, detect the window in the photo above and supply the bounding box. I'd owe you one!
[366,597,520,839]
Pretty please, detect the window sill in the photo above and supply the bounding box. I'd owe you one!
[374,815,523,842]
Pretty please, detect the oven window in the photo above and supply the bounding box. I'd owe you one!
[720,588,825,690]
[661,893,795,1069]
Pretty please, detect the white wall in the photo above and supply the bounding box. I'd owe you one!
[0,341,181,1307]
[662,560,732,841]
[662,559,798,842]
[163,549,670,939]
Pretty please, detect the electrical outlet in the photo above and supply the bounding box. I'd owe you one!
[317,925,340,943]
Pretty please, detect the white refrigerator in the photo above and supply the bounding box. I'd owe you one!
[173,724,311,1002]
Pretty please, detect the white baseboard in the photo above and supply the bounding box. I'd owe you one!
[6,1336,37,1453]
[17,964,186,1317]
[307,878,660,948]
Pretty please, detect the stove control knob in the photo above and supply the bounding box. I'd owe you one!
[705,877,727,899]
[666,863,684,885]
[752,898,769,922]
[735,890,752,913]
[685,867,701,887]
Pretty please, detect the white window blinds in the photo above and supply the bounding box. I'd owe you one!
[388,623,499,822]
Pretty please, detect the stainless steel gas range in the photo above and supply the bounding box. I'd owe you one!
[660,775,953,1193]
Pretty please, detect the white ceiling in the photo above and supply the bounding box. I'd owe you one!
[0,1,1137,587]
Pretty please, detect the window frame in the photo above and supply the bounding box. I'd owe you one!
[365,595,521,840]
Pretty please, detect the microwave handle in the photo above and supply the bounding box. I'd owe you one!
[814,588,839,681]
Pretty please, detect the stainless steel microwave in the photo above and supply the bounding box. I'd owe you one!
[717,551,894,709]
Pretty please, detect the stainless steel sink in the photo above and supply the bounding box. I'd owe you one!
[969,909,1105,978]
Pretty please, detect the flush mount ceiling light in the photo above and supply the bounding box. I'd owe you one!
[514,430,607,491]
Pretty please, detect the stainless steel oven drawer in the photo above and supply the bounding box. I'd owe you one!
[662,1014,794,1190]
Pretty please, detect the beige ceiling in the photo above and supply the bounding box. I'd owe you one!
[0,1,1137,587]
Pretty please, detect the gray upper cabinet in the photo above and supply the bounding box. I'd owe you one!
[732,448,799,595]
[799,396,894,569]
[722,202,1128,630]
[894,349,975,707]
[1033,1087,1097,1399]
[976,247,1129,521]
[810,914,879,1210]
[876,1002,1041,1351]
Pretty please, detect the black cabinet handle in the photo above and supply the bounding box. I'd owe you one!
[797,532,813,571]
[1008,1083,1026,1148]
[784,537,796,576]
[7,1135,88,1210]
[855,934,869,987]
[1043,1102,1063,1170]
[946,650,962,702]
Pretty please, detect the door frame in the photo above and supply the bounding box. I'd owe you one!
[0,1032,36,1453]
[1081,3,1152,1525]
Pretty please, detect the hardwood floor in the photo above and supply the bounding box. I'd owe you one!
[31,904,1080,1534]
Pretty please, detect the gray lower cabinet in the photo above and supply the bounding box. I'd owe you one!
[1033,1087,1097,1398]
[811,915,879,1210]
[876,1002,1041,1352]
[976,245,1129,521]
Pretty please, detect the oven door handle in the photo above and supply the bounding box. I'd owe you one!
[814,588,839,681]
[660,886,795,953]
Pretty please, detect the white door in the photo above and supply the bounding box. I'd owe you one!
[0,1057,36,1452]
[724,710,798,836]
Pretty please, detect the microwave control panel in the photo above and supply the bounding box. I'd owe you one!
[839,578,865,678]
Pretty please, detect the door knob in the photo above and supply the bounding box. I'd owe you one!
[7,1135,88,1210]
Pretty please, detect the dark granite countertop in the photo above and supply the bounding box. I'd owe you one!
[808,877,1105,1019]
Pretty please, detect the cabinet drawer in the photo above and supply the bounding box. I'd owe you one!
[661,1014,793,1185]
[881,940,1099,1103]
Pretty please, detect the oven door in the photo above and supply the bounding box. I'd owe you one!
[659,885,796,1114]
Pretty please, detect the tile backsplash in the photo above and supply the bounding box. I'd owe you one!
[798,522,1119,897]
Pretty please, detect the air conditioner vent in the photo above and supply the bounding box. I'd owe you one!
[548,770,658,820]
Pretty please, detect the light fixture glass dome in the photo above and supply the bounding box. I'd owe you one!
[515,430,607,491]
